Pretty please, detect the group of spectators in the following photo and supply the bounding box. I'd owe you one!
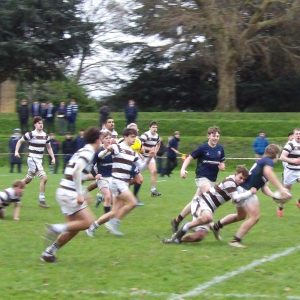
[18,98,79,135]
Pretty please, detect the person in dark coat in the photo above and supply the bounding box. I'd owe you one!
[56,101,67,135]
[74,129,86,151]
[18,99,30,134]
[124,99,138,125]
[162,131,181,177]
[44,101,56,133]
[99,105,110,129]
[31,101,41,118]
[48,133,60,174]
[62,132,75,171]
[9,129,23,173]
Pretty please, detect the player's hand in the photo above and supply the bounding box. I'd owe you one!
[77,194,85,205]
[51,158,56,165]
[279,188,292,200]
[218,162,225,171]
[180,169,188,178]
[15,152,20,158]
[95,174,102,180]
[250,187,257,194]
[149,148,156,157]
[294,158,300,165]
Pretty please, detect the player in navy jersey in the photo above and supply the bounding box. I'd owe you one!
[211,144,291,248]
[170,126,225,233]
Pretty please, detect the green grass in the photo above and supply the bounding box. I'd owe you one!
[1,167,300,300]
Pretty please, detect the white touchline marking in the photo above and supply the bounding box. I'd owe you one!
[157,179,167,182]
[169,244,300,300]
[208,293,300,299]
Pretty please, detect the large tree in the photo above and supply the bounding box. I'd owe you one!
[0,0,96,82]
[125,0,300,111]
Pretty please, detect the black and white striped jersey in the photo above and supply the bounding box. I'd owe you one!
[23,130,50,159]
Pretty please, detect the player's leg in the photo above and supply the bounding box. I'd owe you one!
[148,159,161,196]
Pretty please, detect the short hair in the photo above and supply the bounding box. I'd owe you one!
[207,126,220,135]
[264,144,281,159]
[123,128,137,137]
[106,117,114,123]
[288,131,294,137]
[33,116,42,124]
[127,123,138,130]
[235,165,249,178]
[100,131,112,139]
[293,128,300,133]
[12,180,25,189]
[149,121,158,127]
[84,127,101,144]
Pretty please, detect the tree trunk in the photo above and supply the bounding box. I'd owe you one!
[215,37,238,112]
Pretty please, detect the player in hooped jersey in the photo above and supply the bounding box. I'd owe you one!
[280,128,300,213]
[40,127,101,263]
[211,144,291,248]
[171,126,225,232]
[86,128,155,237]
[140,121,162,197]
[0,180,25,221]
[14,116,55,208]
[163,166,254,244]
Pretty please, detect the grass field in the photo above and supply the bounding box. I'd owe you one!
[1,167,300,300]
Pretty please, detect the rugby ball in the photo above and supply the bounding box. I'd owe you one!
[131,138,142,153]
[272,190,292,204]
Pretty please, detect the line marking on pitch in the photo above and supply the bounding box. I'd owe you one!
[169,244,300,300]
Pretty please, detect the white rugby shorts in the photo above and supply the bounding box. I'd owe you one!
[96,177,113,190]
[110,178,129,197]
[235,186,259,208]
[190,197,211,232]
[283,167,300,186]
[26,157,46,178]
[56,187,88,216]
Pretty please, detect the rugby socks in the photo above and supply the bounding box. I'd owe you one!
[213,220,223,231]
[46,242,60,255]
[151,186,157,192]
[175,214,184,223]
[134,183,141,196]
[231,236,242,243]
[89,221,100,232]
[182,223,190,232]
[104,206,111,213]
[39,192,45,201]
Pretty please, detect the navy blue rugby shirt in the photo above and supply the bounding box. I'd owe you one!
[242,157,274,190]
[92,147,113,178]
[190,142,225,182]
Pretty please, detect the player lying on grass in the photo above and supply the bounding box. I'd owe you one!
[210,144,291,248]
[163,165,254,244]
[0,180,25,221]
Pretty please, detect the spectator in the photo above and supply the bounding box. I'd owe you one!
[18,99,29,133]
[99,105,110,129]
[40,102,48,120]
[253,130,269,158]
[124,99,138,125]
[163,131,181,177]
[31,100,41,118]
[49,133,60,174]
[45,101,56,133]
[156,139,167,176]
[74,129,86,151]
[66,99,79,134]
[9,128,23,173]
[62,132,74,171]
[56,101,67,135]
